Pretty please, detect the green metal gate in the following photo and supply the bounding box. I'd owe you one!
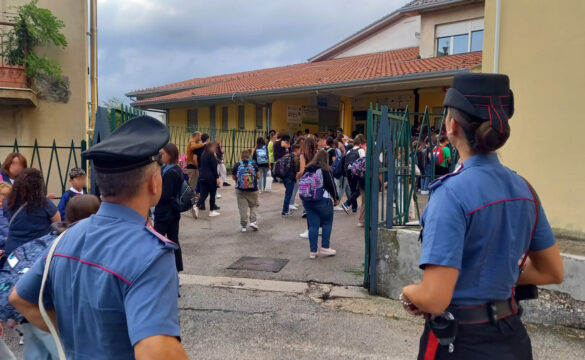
[0,139,87,197]
[363,104,452,294]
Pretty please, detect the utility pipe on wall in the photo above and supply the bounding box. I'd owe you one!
[493,0,501,73]
[89,0,98,129]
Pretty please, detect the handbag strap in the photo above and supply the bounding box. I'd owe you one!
[39,229,68,360]
[519,177,540,269]
[8,202,27,227]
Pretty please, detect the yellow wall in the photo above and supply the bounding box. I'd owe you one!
[169,103,266,131]
[0,0,88,196]
[419,2,485,58]
[483,0,585,237]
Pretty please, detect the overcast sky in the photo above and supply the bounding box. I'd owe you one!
[97,0,411,104]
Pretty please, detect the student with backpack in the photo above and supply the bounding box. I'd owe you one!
[299,150,339,259]
[341,135,366,220]
[279,144,300,216]
[0,194,100,360]
[252,137,270,193]
[154,143,185,274]
[232,150,260,232]
[433,134,452,176]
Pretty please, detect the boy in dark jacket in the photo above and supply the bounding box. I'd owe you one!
[57,168,87,220]
[282,144,300,216]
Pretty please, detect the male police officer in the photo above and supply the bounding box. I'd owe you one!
[10,116,189,359]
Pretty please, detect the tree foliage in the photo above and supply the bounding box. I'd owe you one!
[1,0,68,79]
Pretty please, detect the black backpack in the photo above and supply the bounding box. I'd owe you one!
[343,148,361,176]
[273,154,293,179]
[176,180,196,212]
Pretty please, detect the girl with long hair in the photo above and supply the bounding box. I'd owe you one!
[300,150,339,259]
[193,142,220,218]
[154,143,185,274]
[3,168,60,255]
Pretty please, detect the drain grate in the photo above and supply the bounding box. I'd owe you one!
[227,256,289,273]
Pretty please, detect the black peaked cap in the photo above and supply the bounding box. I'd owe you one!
[82,115,169,173]
[443,73,514,134]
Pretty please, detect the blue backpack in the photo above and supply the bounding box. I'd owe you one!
[255,146,269,165]
[236,161,256,190]
[299,169,325,202]
[332,156,343,179]
[0,231,59,321]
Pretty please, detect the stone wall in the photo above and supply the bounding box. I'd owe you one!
[375,227,585,329]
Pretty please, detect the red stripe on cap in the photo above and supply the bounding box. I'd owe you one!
[53,253,132,285]
[424,331,439,360]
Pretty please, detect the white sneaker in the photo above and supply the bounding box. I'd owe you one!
[334,205,344,211]
[421,190,429,195]
[241,227,247,232]
[249,222,259,231]
[309,252,318,259]
[192,206,199,219]
[216,193,222,199]
[299,230,309,238]
[289,204,298,211]
[209,211,221,217]
[320,248,337,257]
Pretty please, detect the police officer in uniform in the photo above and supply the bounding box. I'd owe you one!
[10,116,189,359]
[401,74,564,359]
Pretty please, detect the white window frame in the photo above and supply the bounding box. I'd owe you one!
[435,18,484,56]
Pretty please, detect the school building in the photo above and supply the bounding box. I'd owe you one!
[127,0,484,136]
[129,0,585,238]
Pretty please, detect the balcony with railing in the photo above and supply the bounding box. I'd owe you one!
[0,12,37,106]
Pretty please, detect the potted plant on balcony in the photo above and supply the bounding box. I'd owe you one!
[0,0,67,93]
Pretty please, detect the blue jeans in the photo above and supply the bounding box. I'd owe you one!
[303,198,333,252]
[290,180,299,205]
[283,178,295,214]
[258,166,269,190]
[422,163,432,191]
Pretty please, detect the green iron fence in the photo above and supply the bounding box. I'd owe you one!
[0,139,87,197]
[363,104,449,293]
[169,127,266,169]
[109,105,145,132]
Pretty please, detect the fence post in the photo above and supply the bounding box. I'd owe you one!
[81,140,87,172]
[364,104,374,290]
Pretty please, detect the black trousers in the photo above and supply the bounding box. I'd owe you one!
[154,218,183,272]
[196,180,217,210]
[435,165,450,177]
[418,315,533,360]
[345,174,361,210]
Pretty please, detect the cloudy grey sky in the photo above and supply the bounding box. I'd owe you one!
[97,0,411,104]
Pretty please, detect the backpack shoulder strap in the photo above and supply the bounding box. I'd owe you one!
[519,177,541,269]
[9,202,28,227]
[39,229,68,360]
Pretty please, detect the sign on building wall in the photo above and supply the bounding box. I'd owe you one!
[352,95,411,110]
[287,105,302,124]
[301,106,319,125]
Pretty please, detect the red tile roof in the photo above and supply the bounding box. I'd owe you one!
[132,47,482,106]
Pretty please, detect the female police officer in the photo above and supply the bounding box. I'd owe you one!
[401,73,564,359]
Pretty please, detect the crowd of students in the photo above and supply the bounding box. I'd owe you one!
[0,152,99,359]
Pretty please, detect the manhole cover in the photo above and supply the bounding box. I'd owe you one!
[227,256,289,273]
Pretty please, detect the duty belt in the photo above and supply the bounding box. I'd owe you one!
[449,298,517,325]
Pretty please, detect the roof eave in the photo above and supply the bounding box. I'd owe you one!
[132,67,472,109]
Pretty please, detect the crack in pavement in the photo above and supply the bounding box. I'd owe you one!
[180,307,275,316]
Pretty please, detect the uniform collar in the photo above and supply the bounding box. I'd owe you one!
[461,153,500,169]
[97,202,147,225]
[69,187,84,195]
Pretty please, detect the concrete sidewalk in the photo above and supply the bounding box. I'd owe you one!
[180,183,366,286]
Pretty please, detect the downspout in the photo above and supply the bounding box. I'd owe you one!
[493,0,501,73]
